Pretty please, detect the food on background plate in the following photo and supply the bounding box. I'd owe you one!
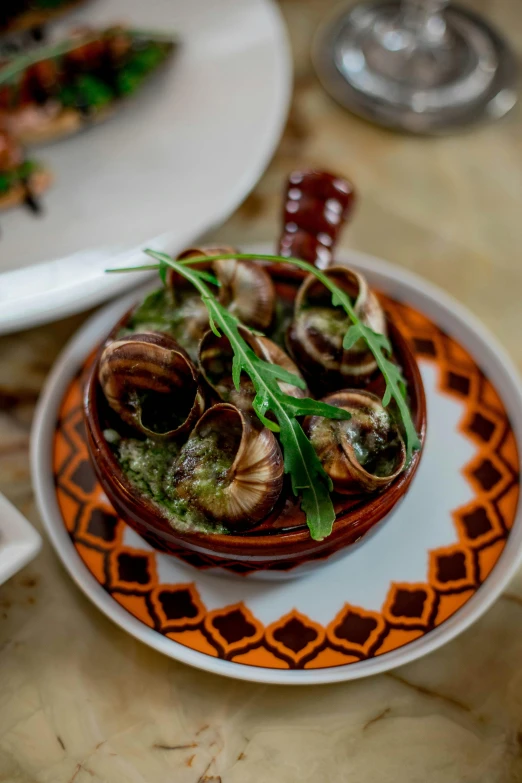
[85,171,424,553]
[0,26,176,144]
[0,0,84,36]
[0,124,49,210]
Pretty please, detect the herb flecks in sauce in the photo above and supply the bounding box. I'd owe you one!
[125,288,206,361]
[302,306,350,341]
[112,436,225,535]
[173,429,237,519]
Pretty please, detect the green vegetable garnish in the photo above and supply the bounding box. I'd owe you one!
[0,30,175,108]
[0,159,40,194]
[107,250,420,540]
[59,74,114,109]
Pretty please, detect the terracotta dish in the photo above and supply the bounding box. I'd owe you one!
[84,170,426,576]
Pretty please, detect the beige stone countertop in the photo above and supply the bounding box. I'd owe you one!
[1,0,522,780]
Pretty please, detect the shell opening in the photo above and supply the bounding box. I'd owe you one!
[336,410,404,478]
[136,381,199,436]
[305,390,407,493]
[98,333,205,440]
[288,267,387,390]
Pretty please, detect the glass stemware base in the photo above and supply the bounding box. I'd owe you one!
[313,1,517,133]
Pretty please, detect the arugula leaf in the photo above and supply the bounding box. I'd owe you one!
[279,417,334,541]
[145,250,352,541]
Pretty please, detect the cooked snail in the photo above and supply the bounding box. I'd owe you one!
[172,403,284,529]
[163,246,226,354]
[99,332,205,440]
[214,256,275,330]
[305,390,406,493]
[198,326,307,411]
[287,266,386,389]
[166,246,275,346]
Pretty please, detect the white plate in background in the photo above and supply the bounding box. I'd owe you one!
[0,0,291,334]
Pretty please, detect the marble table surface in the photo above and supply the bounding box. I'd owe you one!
[1,0,522,780]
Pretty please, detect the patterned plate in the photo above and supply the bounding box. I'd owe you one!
[32,248,522,684]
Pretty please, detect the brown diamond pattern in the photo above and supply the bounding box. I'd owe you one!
[107,548,157,593]
[327,605,385,656]
[266,611,325,665]
[467,413,496,443]
[383,584,436,628]
[445,371,471,397]
[429,546,475,592]
[472,459,503,491]
[454,501,503,548]
[70,460,98,495]
[151,584,205,630]
[205,604,264,657]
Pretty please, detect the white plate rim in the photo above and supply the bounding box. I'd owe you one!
[31,246,522,684]
[0,0,292,335]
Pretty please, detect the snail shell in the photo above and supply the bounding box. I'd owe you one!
[214,256,275,331]
[172,403,284,529]
[198,327,307,412]
[167,246,275,337]
[164,246,227,350]
[304,390,406,494]
[287,266,386,389]
[99,332,205,440]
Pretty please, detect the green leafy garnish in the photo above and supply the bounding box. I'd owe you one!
[107,249,421,539]
[0,30,175,102]
[0,159,40,194]
[59,74,114,109]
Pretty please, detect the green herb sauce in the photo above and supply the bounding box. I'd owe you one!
[174,429,236,516]
[302,306,351,341]
[123,287,206,361]
[110,433,226,535]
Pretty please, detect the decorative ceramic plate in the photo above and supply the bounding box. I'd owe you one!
[0,0,291,334]
[31,248,522,683]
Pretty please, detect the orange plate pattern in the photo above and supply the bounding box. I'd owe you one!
[52,298,520,669]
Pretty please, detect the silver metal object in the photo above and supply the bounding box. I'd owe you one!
[312,0,517,134]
